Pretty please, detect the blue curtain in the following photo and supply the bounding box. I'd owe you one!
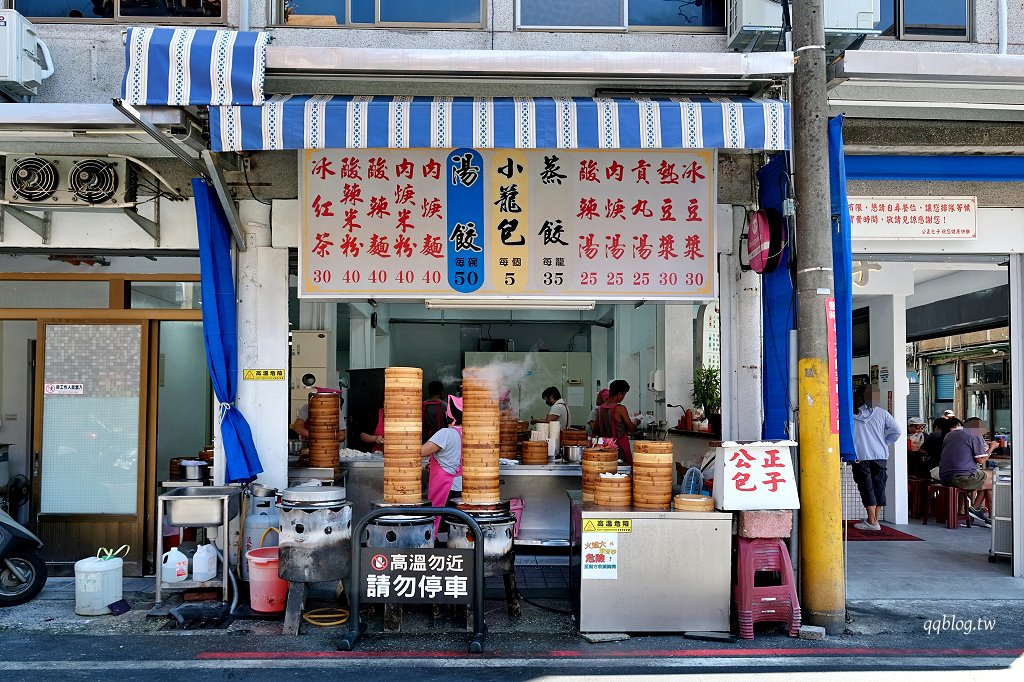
[758,154,794,440]
[193,179,263,483]
[828,117,856,461]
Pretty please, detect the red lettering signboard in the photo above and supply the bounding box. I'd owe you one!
[301,149,716,300]
[712,441,800,510]
[848,196,977,240]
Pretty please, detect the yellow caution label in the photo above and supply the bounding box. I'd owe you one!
[583,519,631,533]
[243,369,286,381]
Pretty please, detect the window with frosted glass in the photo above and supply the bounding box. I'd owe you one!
[128,281,203,310]
[518,0,622,27]
[40,324,141,515]
[0,280,108,309]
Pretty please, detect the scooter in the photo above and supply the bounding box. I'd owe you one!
[0,507,47,606]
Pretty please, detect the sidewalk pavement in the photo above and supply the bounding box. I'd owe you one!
[2,573,1023,659]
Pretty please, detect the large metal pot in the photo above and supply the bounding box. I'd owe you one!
[277,486,352,583]
[446,512,516,577]
[180,460,209,480]
[562,446,584,463]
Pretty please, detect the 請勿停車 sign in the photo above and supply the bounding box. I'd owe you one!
[301,148,716,300]
[361,548,474,604]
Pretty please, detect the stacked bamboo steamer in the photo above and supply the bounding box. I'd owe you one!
[581,447,618,502]
[594,472,632,508]
[673,493,714,511]
[383,367,423,504]
[499,419,520,461]
[520,440,549,465]
[461,368,500,503]
[632,441,674,509]
[307,393,342,468]
[560,430,588,448]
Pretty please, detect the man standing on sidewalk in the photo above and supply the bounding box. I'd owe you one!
[851,386,902,531]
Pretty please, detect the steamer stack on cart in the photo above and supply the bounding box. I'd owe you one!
[446,367,521,618]
[307,393,342,469]
[594,472,632,508]
[382,367,424,504]
[366,367,434,632]
[498,420,521,461]
[631,441,674,510]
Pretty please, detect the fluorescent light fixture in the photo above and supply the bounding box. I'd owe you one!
[424,297,596,311]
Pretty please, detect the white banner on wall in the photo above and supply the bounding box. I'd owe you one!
[300,148,716,300]
[849,196,977,240]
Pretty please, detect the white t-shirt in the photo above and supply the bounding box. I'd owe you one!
[428,427,463,491]
[548,399,570,431]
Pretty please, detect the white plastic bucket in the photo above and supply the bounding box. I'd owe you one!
[74,556,123,616]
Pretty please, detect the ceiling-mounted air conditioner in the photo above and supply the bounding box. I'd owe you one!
[727,0,879,54]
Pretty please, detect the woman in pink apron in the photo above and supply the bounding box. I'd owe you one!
[595,380,639,465]
[421,396,463,535]
[359,408,386,453]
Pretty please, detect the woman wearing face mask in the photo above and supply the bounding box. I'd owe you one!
[421,395,464,534]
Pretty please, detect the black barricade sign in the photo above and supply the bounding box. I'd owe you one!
[360,548,475,605]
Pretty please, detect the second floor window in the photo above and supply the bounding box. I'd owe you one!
[16,0,223,21]
[875,0,969,40]
[517,0,725,31]
[284,0,484,26]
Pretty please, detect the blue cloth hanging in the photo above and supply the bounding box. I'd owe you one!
[758,154,794,440]
[828,116,856,461]
[193,178,263,483]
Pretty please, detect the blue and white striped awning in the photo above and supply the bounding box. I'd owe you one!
[121,27,271,107]
[210,95,789,153]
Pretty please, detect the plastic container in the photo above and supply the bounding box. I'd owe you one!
[161,547,189,583]
[241,496,280,581]
[509,498,524,539]
[74,556,123,616]
[192,544,218,583]
[246,547,287,613]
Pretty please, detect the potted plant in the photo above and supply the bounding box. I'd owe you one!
[691,366,722,436]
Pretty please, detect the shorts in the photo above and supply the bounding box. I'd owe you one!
[946,468,986,491]
[851,460,888,508]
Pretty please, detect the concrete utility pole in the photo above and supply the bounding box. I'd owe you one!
[791,0,846,633]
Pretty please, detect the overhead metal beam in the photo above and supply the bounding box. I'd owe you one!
[202,150,247,253]
[835,50,1024,85]
[112,99,209,178]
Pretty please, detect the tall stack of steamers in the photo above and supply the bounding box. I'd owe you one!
[383,367,423,504]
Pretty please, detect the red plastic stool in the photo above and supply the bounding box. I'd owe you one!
[733,537,801,639]
[907,477,930,520]
[923,483,972,529]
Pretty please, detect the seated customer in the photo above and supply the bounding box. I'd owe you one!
[916,417,950,479]
[939,417,998,526]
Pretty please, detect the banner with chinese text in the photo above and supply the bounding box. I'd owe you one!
[301,149,716,300]
[848,196,977,240]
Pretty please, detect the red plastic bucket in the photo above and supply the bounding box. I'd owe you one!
[245,547,287,613]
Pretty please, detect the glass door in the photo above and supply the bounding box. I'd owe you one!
[32,322,147,575]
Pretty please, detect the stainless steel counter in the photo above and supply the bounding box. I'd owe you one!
[568,490,733,634]
[337,458,627,547]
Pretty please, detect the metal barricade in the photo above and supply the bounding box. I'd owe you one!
[339,506,487,653]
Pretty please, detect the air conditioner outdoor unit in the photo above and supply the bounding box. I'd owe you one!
[0,10,54,101]
[2,156,136,209]
[727,0,879,54]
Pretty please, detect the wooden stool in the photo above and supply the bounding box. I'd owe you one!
[923,483,973,529]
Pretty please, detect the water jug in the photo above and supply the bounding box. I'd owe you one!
[74,556,123,616]
[161,547,188,582]
[192,544,218,583]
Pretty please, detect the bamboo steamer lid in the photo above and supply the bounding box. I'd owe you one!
[634,440,673,452]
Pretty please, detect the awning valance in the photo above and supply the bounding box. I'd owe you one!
[121,27,271,106]
[210,95,789,153]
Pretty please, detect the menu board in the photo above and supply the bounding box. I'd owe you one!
[300,148,715,300]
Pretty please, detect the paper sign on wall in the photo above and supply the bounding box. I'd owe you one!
[712,441,800,511]
[581,532,618,580]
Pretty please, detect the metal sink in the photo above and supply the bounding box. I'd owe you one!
[161,486,242,527]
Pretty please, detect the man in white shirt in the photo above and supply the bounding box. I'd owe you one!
[531,386,570,431]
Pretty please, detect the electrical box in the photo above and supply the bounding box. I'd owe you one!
[0,11,53,99]
[727,0,879,53]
